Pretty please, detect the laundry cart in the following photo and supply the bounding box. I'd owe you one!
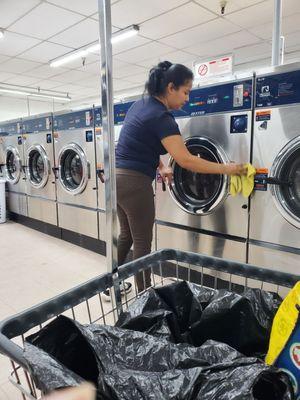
[0,249,298,399]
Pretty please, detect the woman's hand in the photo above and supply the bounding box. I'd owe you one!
[224,163,247,176]
[159,165,173,186]
[44,383,96,400]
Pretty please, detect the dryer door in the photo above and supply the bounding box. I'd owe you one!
[58,143,89,195]
[168,137,229,215]
[27,145,50,188]
[271,136,300,228]
[5,146,22,184]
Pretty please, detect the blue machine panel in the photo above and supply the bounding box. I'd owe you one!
[0,121,21,135]
[22,115,52,133]
[114,101,134,125]
[256,70,300,108]
[172,79,253,118]
[53,109,93,130]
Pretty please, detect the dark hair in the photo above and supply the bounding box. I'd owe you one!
[145,61,193,97]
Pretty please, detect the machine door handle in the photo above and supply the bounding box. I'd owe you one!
[162,180,166,192]
[265,176,292,186]
[87,162,91,179]
[97,168,105,183]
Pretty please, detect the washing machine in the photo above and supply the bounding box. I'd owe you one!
[248,62,300,274]
[22,113,57,226]
[94,102,135,243]
[53,109,98,239]
[156,74,254,262]
[0,119,27,216]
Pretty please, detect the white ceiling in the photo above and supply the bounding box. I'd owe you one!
[0,0,299,117]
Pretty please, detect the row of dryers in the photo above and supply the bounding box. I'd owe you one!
[156,62,300,274]
[0,102,133,244]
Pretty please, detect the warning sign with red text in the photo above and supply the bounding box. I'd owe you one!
[194,55,233,81]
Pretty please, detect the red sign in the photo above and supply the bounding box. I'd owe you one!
[198,64,208,76]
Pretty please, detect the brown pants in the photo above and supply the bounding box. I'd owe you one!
[116,168,154,292]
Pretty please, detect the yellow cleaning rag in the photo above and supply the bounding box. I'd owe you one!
[230,163,256,198]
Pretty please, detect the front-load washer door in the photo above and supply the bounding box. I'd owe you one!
[169,137,229,215]
[27,145,50,188]
[5,146,22,184]
[271,136,300,228]
[58,143,89,195]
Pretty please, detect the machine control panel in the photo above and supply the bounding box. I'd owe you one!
[53,109,93,131]
[256,70,300,108]
[172,79,253,118]
[114,101,134,125]
[0,121,21,135]
[23,116,52,133]
[230,114,248,133]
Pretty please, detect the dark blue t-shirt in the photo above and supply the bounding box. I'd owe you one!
[116,96,180,179]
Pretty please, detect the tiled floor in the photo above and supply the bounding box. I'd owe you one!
[0,221,108,400]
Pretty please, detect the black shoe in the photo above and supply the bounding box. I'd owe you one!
[102,281,132,302]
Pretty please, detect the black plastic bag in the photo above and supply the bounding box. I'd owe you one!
[117,281,281,356]
[25,315,293,399]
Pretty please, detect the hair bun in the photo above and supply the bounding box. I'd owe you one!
[158,61,172,72]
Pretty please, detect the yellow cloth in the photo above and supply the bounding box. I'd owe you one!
[230,163,256,198]
[265,282,300,365]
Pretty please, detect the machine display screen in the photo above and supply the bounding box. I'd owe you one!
[53,109,93,130]
[172,79,253,118]
[256,70,300,108]
[0,122,20,135]
[23,116,52,133]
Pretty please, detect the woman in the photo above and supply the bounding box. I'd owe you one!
[109,61,244,296]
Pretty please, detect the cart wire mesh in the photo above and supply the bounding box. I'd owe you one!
[0,248,299,399]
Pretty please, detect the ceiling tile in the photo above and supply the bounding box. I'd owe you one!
[160,18,240,49]
[0,0,41,29]
[248,14,300,40]
[50,18,100,48]
[136,49,196,68]
[115,42,175,63]
[3,75,40,86]
[113,78,136,91]
[20,42,73,63]
[285,31,300,50]
[283,0,300,16]
[46,0,98,16]
[140,3,216,40]
[124,72,148,84]
[74,76,100,88]
[49,83,88,94]
[186,30,261,59]
[77,61,101,74]
[234,42,272,64]
[32,79,69,90]
[113,35,150,55]
[25,64,70,79]
[114,63,147,79]
[0,55,11,64]
[111,0,188,28]
[224,0,273,29]
[49,69,95,84]
[194,0,265,15]
[0,58,42,74]
[63,55,100,70]
[0,31,41,57]
[0,72,16,82]
[9,2,84,40]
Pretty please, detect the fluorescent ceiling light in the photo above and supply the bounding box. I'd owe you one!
[0,86,71,101]
[0,29,4,39]
[50,25,139,68]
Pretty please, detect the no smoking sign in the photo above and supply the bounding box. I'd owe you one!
[198,64,208,76]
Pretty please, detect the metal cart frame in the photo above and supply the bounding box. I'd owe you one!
[0,248,299,399]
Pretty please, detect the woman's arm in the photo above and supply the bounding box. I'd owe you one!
[161,135,244,175]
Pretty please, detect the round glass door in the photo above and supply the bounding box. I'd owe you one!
[271,136,300,228]
[168,137,229,215]
[27,145,49,188]
[58,143,89,195]
[5,146,21,184]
